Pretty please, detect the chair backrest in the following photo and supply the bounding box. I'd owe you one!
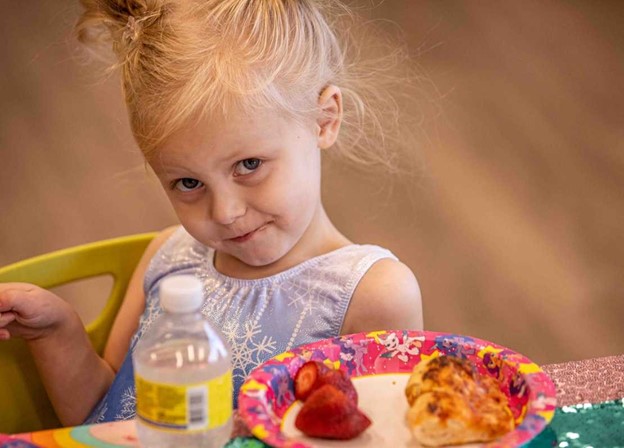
[0,232,157,434]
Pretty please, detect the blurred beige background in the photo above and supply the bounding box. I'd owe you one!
[1,1,623,365]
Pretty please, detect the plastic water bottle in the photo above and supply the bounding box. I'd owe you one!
[133,275,233,448]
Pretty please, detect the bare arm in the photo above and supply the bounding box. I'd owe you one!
[26,301,116,426]
[0,285,114,426]
[0,225,178,425]
[341,258,423,335]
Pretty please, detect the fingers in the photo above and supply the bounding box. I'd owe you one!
[0,283,75,339]
[0,287,21,340]
[0,308,17,341]
[0,282,37,291]
[0,284,46,329]
[0,328,10,340]
[0,310,17,327]
[0,288,21,312]
[0,283,39,312]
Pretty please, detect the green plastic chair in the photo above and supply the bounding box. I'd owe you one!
[0,232,157,434]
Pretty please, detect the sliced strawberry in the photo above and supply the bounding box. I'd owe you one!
[294,361,330,401]
[294,361,359,405]
[298,384,355,418]
[295,384,372,440]
[320,368,359,406]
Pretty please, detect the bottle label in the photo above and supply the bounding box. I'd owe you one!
[135,370,232,432]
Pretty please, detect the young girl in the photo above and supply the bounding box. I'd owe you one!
[0,0,423,426]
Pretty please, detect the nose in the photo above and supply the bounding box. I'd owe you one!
[209,188,247,225]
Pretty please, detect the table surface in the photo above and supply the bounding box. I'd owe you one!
[2,354,623,448]
[541,353,624,406]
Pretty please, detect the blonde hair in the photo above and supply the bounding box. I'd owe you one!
[76,0,423,171]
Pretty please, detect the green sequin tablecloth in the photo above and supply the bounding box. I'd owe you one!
[527,399,624,448]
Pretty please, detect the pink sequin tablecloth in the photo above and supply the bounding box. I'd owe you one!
[542,353,624,406]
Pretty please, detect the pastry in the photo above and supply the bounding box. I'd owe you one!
[405,356,514,446]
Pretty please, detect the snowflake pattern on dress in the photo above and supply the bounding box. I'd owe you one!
[222,319,278,387]
[114,387,137,421]
[130,296,162,348]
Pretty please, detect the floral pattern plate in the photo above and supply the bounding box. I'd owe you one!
[238,330,557,448]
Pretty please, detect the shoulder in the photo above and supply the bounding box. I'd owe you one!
[341,257,423,334]
[142,225,210,289]
[123,224,181,287]
[144,225,181,257]
[144,225,210,271]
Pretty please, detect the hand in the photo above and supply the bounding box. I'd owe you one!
[0,283,76,341]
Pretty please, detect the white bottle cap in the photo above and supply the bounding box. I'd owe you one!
[159,275,204,313]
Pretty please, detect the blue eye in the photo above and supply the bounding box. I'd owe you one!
[174,178,203,192]
[235,158,262,176]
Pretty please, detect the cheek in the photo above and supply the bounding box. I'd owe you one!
[169,202,217,241]
[262,164,320,217]
[171,200,200,224]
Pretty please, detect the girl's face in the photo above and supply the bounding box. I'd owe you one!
[150,108,325,274]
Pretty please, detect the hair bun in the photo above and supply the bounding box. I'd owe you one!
[76,0,167,58]
[122,15,140,43]
[120,1,164,46]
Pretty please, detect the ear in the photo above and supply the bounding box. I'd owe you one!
[317,85,343,149]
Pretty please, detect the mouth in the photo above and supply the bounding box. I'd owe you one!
[227,223,270,243]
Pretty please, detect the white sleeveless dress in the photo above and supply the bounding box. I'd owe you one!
[85,226,397,423]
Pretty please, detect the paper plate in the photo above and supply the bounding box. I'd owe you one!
[238,330,556,448]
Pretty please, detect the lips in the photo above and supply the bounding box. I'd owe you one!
[227,223,269,243]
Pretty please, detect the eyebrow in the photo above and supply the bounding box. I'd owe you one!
[215,147,270,164]
[151,160,203,178]
[152,142,277,176]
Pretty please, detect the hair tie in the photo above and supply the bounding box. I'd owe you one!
[122,15,140,43]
